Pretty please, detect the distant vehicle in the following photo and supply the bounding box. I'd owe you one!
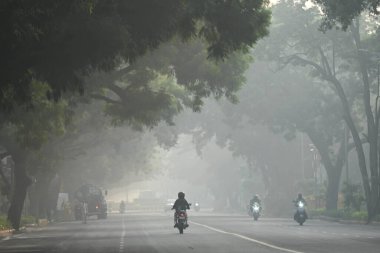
[294,201,306,225]
[74,184,107,221]
[164,199,176,212]
[251,202,261,221]
[194,202,200,212]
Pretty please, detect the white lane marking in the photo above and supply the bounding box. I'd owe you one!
[119,214,126,253]
[190,221,304,253]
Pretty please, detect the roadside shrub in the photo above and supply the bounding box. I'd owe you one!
[20,216,36,227]
[309,208,324,218]
[0,215,11,230]
[342,182,365,211]
[350,211,367,221]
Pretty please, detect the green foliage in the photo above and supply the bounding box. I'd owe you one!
[0,215,11,230]
[6,80,68,150]
[90,38,253,129]
[309,208,369,221]
[0,215,35,230]
[0,0,270,112]
[314,0,380,30]
[105,73,186,129]
[351,211,368,220]
[342,181,365,211]
[20,215,36,227]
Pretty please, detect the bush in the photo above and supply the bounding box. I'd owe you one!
[309,209,368,220]
[322,209,347,219]
[309,208,325,218]
[0,215,36,230]
[350,211,367,221]
[20,216,36,227]
[0,215,11,230]
[342,181,365,211]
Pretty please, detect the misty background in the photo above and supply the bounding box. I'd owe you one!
[1,0,379,231]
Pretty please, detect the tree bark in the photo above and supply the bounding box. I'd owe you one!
[325,168,342,210]
[7,155,32,230]
[306,128,345,211]
[351,21,379,221]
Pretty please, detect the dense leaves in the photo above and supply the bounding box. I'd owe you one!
[0,0,270,112]
[314,0,380,29]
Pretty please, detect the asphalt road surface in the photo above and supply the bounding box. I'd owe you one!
[1,211,379,253]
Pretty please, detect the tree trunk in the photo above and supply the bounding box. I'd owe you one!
[7,157,32,230]
[350,21,379,222]
[306,128,344,211]
[326,168,341,210]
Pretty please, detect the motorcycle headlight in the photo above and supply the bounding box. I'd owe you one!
[298,202,304,208]
[253,206,259,211]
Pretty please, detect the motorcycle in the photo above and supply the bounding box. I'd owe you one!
[294,201,307,225]
[174,209,189,234]
[194,202,200,212]
[251,202,261,221]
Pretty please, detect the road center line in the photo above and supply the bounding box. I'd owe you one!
[119,214,126,253]
[190,221,304,253]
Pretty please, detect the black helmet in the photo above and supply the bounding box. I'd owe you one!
[178,192,185,198]
[298,193,303,198]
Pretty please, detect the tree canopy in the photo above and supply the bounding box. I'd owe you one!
[0,0,270,112]
[314,0,380,29]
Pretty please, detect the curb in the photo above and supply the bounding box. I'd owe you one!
[0,229,13,238]
[0,223,44,240]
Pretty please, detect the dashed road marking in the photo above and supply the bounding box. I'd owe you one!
[190,221,304,253]
[119,214,126,253]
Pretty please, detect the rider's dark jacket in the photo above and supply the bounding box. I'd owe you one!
[250,197,261,205]
[172,198,190,211]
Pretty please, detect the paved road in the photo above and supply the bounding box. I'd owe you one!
[0,211,379,253]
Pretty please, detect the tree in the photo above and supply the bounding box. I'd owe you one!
[25,100,162,220]
[223,1,359,211]
[87,38,253,129]
[268,0,380,220]
[0,0,270,112]
[0,0,272,229]
[314,0,380,30]
[0,80,69,229]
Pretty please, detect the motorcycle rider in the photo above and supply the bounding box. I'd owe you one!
[293,193,308,219]
[250,194,261,206]
[249,194,262,212]
[172,192,190,228]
